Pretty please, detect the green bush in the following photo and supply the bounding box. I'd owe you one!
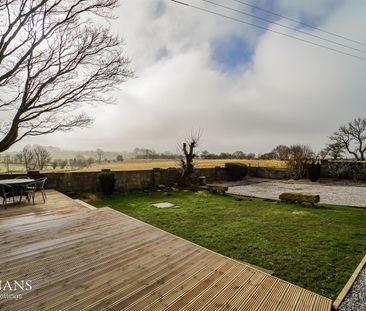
[225,163,248,181]
[323,161,366,180]
[97,172,115,195]
[307,162,321,182]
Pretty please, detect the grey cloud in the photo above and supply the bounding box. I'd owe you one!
[18,0,366,155]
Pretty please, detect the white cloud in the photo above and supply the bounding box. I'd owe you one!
[19,0,366,155]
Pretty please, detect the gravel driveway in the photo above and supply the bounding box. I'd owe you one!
[228,180,366,207]
[339,265,366,311]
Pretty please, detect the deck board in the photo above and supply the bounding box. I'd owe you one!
[0,190,332,311]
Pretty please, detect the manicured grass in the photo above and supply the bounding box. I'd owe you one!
[89,190,366,299]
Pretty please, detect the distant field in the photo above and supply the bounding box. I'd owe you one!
[70,159,286,172]
[0,159,286,173]
[0,163,24,173]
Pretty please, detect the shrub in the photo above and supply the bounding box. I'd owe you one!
[225,163,248,181]
[323,161,366,180]
[97,172,115,195]
[307,162,321,182]
[286,145,314,179]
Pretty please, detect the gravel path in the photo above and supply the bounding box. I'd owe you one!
[339,265,366,311]
[228,181,366,207]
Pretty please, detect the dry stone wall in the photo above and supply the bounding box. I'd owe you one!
[0,166,288,193]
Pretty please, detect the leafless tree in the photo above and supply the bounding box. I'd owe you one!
[0,0,133,152]
[19,146,35,170]
[96,148,103,163]
[16,152,23,164]
[59,159,68,169]
[51,160,58,170]
[318,148,329,160]
[3,154,11,172]
[272,145,290,160]
[87,157,95,167]
[33,145,51,170]
[330,118,366,161]
[286,144,314,179]
[179,132,201,185]
[232,151,245,159]
[326,142,344,160]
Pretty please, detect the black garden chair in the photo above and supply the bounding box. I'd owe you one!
[21,177,47,205]
[0,184,16,206]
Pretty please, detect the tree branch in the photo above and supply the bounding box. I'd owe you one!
[0,0,132,151]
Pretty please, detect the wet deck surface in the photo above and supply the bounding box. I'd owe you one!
[0,190,332,310]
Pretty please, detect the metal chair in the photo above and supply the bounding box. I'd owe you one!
[36,177,47,202]
[22,177,47,205]
[0,184,16,207]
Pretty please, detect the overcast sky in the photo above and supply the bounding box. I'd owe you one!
[16,0,366,154]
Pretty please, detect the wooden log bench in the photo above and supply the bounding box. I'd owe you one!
[206,184,229,195]
[279,192,320,206]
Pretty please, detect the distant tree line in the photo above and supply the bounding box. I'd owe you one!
[132,148,180,160]
[48,152,124,170]
[17,146,51,171]
[1,117,364,173]
[256,118,366,162]
[200,151,256,160]
[0,146,125,172]
[131,148,257,160]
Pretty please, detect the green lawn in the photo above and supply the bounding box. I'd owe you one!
[89,190,366,299]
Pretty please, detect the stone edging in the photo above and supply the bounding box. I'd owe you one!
[333,254,366,309]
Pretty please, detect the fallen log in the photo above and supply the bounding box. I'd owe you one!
[279,192,320,205]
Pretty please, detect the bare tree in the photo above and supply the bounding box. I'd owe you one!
[330,118,366,161]
[59,159,68,169]
[96,148,103,163]
[87,157,95,167]
[286,144,314,179]
[33,145,51,170]
[272,145,290,160]
[16,152,24,164]
[0,0,133,152]
[179,133,201,186]
[318,148,329,160]
[258,152,276,160]
[19,146,35,170]
[326,142,344,160]
[51,160,58,170]
[3,154,11,172]
[232,151,245,159]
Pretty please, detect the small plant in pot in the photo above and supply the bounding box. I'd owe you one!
[97,172,116,195]
[307,162,321,182]
[198,176,206,186]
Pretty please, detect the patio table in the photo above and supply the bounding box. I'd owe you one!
[0,179,34,185]
[0,178,35,204]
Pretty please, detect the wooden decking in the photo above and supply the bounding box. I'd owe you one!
[0,190,332,310]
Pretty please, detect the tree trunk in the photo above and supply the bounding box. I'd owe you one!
[0,120,19,152]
